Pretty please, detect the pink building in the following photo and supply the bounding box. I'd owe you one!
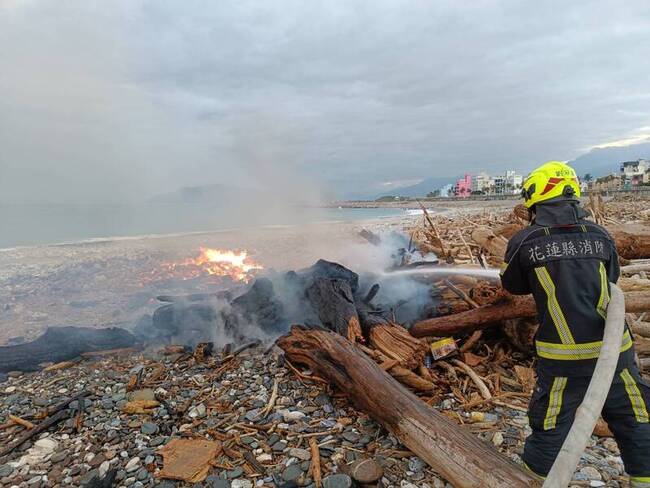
[454,174,472,198]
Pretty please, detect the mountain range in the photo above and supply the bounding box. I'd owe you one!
[152,141,650,203]
[567,141,650,179]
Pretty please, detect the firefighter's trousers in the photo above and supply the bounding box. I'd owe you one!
[523,366,650,486]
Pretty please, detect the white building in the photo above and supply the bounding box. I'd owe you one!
[471,172,494,193]
[439,183,454,197]
[620,159,650,186]
[504,170,523,194]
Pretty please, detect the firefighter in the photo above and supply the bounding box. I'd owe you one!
[500,161,650,486]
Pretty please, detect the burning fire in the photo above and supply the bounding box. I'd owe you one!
[191,247,262,281]
[145,247,263,284]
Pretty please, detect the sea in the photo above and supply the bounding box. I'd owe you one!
[0,203,408,249]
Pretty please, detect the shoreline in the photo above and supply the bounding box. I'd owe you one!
[0,206,408,251]
[0,199,518,344]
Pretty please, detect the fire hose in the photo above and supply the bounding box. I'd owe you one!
[542,283,626,487]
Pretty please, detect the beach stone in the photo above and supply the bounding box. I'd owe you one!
[244,409,259,422]
[99,460,111,478]
[349,458,384,484]
[227,467,244,479]
[0,464,14,477]
[188,403,206,419]
[580,467,602,481]
[136,467,149,480]
[272,440,288,452]
[27,475,42,485]
[408,456,425,472]
[150,436,168,447]
[282,410,306,422]
[80,469,99,485]
[207,477,231,488]
[322,474,353,488]
[314,393,331,406]
[283,464,304,482]
[129,389,155,402]
[288,448,311,461]
[256,453,273,463]
[141,422,158,435]
[33,397,49,407]
[342,431,359,443]
[231,480,253,488]
[51,450,68,463]
[400,482,419,488]
[156,481,177,488]
[125,457,141,472]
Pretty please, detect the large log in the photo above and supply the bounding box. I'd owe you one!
[0,327,136,373]
[612,230,650,260]
[410,291,650,338]
[277,326,540,488]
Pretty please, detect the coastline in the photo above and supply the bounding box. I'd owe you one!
[325,196,520,209]
[0,199,519,344]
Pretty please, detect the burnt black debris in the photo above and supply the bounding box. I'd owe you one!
[0,327,136,373]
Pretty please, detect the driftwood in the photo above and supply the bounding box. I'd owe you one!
[306,278,363,342]
[0,327,136,373]
[277,326,540,488]
[471,227,507,260]
[410,291,650,338]
[612,231,650,260]
[368,323,428,370]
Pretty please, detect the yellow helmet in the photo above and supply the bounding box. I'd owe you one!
[521,161,581,208]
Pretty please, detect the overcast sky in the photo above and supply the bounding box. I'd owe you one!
[2,1,650,203]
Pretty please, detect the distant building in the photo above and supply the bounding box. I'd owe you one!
[471,172,494,193]
[620,159,650,186]
[439,183,454,197]
[454,174,472,198]
[592,173,622,191]
[504,170,523,194]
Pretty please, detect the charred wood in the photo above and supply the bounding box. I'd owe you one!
[226,277,285,334]
[305,278,363,342]
[297,259,360,293]
[0,327,136,373]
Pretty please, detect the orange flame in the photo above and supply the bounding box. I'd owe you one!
[191,247,262,281]
[143,247,262,284]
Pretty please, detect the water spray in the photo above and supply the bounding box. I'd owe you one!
[382,266,501,281]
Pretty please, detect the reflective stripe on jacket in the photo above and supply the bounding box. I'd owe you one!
[500,201,635,376]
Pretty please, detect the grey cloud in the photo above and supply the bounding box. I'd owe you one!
[1,0,650,202]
